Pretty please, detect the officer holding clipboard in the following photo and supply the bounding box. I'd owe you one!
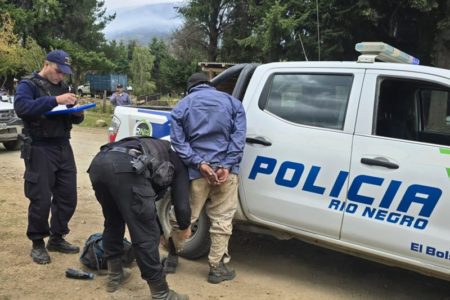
[14,50,84,265]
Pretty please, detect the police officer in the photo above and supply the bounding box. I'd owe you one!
[14,50,83,265]
[88,136,190,299]
[110,83,131,106]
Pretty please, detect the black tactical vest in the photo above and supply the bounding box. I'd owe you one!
[107,137,174,189]
[22,75,72,140]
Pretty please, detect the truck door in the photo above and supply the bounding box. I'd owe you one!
[342,70,450,270]
[239,66,364,238]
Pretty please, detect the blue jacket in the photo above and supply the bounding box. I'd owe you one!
[170,84,246,180]
[14,73,84,141]
[15,73,60,117]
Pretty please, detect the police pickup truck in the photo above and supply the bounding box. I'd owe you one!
[108,42,450,281]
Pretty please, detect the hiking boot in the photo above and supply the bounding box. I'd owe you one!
[207,262,236,284]
[30,247,51,264]
[47,236,80,254]
[106,258,132,293]
[149,279,189,300]
[162,253,178,274]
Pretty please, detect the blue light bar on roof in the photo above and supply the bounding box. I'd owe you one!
[355,42,420,65]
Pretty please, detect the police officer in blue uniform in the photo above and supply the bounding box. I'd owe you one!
[88,136,191,299]
[14,50,83,265]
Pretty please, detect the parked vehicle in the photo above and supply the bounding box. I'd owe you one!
[0,95,23,150]
[108,42,450,281]
[77,74,131,96]
[76,82,91,96]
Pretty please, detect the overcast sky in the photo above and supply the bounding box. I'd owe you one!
[103,0,182,12]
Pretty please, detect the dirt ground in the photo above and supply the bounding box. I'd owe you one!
[1,126,450,300]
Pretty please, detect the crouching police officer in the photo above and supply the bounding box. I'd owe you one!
[88,136,191,299]
[14,50,83,265]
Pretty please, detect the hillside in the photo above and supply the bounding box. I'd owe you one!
[103,2,183,44]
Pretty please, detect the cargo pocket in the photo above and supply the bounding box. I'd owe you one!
[24,170,40,199]
[113,160,135,173]
[131,186,156,222]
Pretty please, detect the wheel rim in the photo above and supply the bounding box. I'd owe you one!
[164,204,200,242]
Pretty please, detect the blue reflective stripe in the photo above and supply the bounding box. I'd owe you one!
[150,122,170,138]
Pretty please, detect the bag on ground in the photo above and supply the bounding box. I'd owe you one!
[79,233,135,270]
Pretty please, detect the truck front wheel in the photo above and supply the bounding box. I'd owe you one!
[3,140,21,151]
[156,192,211,259]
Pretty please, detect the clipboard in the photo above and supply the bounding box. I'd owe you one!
[45,103,96,116]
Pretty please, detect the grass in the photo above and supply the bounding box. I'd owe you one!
[79,110,113,128]
[77,97,114,128]
[77,95,179,128]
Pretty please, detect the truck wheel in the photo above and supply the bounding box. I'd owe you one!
[77,89,83,95]
[3,140,21,151]
[156,192,211,259]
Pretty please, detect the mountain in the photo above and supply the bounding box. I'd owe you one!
[103,2,184,44]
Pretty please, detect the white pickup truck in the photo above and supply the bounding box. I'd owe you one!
[108,43,450,281]
[0,95,23,150]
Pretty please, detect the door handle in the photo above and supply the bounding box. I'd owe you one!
[361,158,399,169]
[246,137,272,146]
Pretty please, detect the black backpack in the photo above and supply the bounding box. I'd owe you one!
[79,233,135,271]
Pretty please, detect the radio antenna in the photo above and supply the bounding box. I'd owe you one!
[316,0,321,60]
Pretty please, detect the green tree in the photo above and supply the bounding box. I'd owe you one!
[177,0,235,61]
[220,1,257,62]
[160,56,198,95]
[233,0,446,64]
[51,39,115,84]
[130,46,156,96]
[4,0,114,51]
[170,20,208,62]
[0,12,44,88]
[433,0,450,68]
[101,40,130,74]
[149,38,170,94]
[1,0,116,85]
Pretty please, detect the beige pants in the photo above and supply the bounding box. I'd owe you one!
[171,174,238,266]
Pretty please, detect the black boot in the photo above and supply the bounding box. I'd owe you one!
[208,262,236,284]
[47,235,80,254]
[31,239,51,264]
[162,238,178,274]
[106,258,132,292]
[148,279,189,300]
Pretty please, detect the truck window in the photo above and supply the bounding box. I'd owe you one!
[262,74,353,130]
[211,64,258,101]
[375,78,450,146]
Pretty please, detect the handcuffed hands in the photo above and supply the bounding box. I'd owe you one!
[200,163,219,185]
[216,167,229,183]
[200,163,229,185]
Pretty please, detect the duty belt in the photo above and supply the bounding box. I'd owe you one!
[108,146,142,158]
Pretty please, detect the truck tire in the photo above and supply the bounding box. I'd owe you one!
[156,192,211,259]
[3,140,21,151]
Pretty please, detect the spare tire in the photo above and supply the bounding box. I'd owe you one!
[156,192,210,259]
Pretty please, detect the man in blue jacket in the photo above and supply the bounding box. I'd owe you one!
[169,72,246,284]
[110,84,131,106]
[14,50,83,265]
